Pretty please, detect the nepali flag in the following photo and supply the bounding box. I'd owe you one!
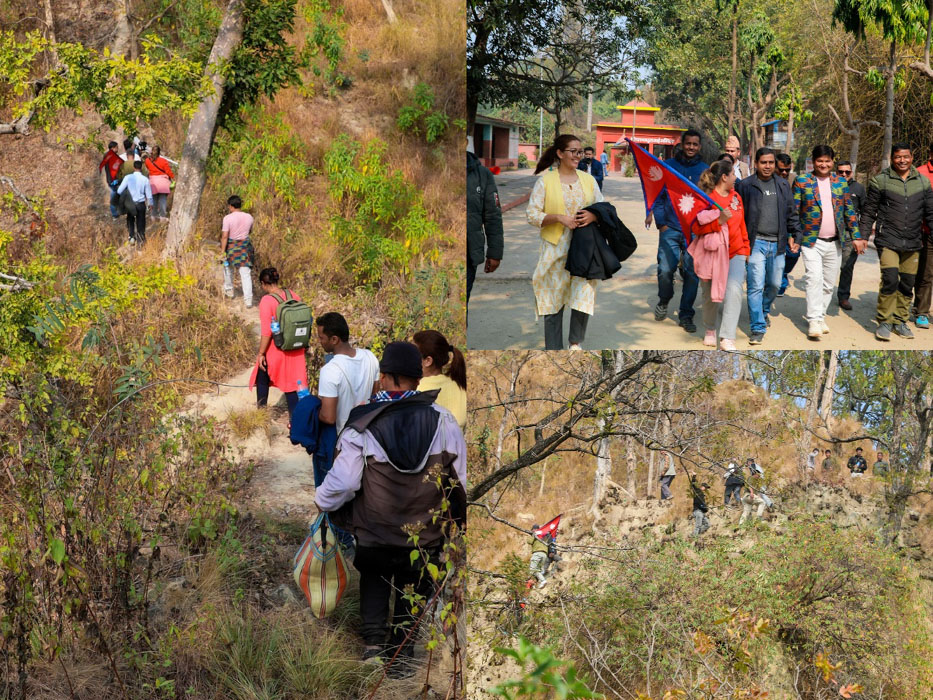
[626,138,718,244]
[533,515,561,541]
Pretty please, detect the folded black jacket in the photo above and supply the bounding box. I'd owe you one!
[588,201,638,262]
[564,202,636,280]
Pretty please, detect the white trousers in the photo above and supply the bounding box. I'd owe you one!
[223,265,253,305]
[800,239,841,323]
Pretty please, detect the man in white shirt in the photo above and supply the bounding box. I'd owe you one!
[116,160,152,244]
[315,312,380,432]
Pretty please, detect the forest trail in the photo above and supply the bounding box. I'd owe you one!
[182,293,318,519]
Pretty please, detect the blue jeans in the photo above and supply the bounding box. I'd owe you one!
[746,238,785,334]
[108,182,119,218]
[657,226,698,323]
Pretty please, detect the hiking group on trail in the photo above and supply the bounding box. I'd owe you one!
[467,129,933,349]
[98,137,175,245]
[235,264,468,678]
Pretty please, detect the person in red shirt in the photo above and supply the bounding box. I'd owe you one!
[98,141,123,218]
[692,160,750,350]
[914,144,933,326]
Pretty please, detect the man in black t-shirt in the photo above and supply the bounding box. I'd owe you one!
[847,447,868,477]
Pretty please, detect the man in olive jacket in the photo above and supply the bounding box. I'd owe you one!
[860,143,933,340]
[467,151,504,303]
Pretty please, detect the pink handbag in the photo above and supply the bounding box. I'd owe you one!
[149,174,171,195]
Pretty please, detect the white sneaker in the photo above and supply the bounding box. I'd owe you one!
[820,320,830,334]
[224,291,235,299]
[808,321,822,339]
[569,343,582,351]
[719,338,736,351]
[537,579,547,588]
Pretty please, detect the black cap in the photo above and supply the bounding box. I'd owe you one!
[379,341,423,379]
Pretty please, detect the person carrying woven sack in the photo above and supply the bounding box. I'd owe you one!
[315,341,467,678]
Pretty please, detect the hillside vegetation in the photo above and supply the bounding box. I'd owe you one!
[0,1,464,697]
[467,351,933,700]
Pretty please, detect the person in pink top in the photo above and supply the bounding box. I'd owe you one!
[221,195,255,307]
[249,267,308,418]
[690,160,750,351]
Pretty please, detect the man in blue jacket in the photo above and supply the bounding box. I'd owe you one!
[735,147,801,344]
[651,130,708,333]
[578,146,604,190]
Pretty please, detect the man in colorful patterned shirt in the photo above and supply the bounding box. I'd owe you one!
[793,145,865,340]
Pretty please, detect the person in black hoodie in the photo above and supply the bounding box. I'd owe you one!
[315,342,467,676]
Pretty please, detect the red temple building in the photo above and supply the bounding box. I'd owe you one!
[594,100,686,172]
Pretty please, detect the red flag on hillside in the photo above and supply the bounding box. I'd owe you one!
[533,515,561,541]
[626,138,719,244]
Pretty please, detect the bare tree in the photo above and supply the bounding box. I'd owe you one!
[163,0,245,260]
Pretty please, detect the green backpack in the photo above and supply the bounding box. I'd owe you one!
[271,290,313,350]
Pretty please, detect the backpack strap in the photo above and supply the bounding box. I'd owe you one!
[270,292,285,305]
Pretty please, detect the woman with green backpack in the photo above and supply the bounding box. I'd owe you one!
[249,267,311,418]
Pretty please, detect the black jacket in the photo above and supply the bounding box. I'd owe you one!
[847,180,866,216]
[577,158,604,189]
[467,151,504,268]
[861,167,933,252]
[587,201,638,262]
[564,202,634,280]
[735,174,800,253]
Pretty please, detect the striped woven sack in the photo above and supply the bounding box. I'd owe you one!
[292,513,349,618]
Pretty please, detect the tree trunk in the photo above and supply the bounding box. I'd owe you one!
[112,0,134,57]
[591,351,625,515]
[586,90,593,132]
[379,0,397,24]
[786,103,794,154]
[727,7,738,136]
[163,0,245,260]
[626,435,637,495]
[591,421,611,517]
[806,352,827,444]
[819,350,838,425]
[882,40,896,170]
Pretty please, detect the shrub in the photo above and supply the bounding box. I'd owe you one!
[298,0,352,94]
[323,134,440,285]
[517,152,530,169]
[531,519,933,698]
[396,82,461,143]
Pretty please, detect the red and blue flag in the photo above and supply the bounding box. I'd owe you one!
[626,138,719,243]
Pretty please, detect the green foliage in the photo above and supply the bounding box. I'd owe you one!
[0,32,212,133]
[210,107,310,209]
[324,134,441,285]
[297,0,351,94]
[490,637,602,699]
[533,519,933,697]
[382,266,463,345]
[0,243,191,384]
[518,152,530,168]
[219,0,302,128]
[0,31,46,107]
[397,82,457,143]
[143,0,224,64]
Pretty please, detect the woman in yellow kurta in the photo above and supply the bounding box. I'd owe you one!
[527,134,603,350]
[413,330,467,428]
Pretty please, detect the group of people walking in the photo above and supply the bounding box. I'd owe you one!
[241,263,467,676]
[98,137,175,245]
[467,131,933,349]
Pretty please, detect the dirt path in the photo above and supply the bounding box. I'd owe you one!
[468,174,931,350]
[183,299,318,518]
